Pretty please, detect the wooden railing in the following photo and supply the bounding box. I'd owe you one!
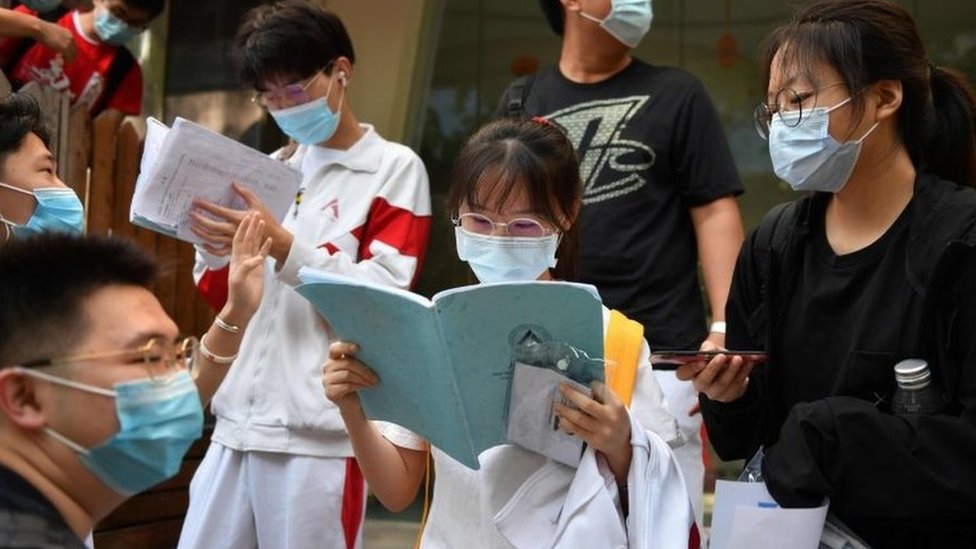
[2,71,213,547]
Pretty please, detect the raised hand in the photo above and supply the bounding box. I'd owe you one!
[223,213,272,325]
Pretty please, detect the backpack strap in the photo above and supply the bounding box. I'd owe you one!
[504,72,537,117]
[605,309,644,407]
[93,46,135,114]
[753,201,796,303]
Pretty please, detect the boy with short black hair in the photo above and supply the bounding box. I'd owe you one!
[0,224,267,548]
[177,2,432,548]
[0,92,83,238]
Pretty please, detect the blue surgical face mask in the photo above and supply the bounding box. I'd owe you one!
[768,97,879,193]
[21,0,63,13]
[94,7,138,46]
[455,227,559,283]
[270,75,345,146]
[16,368,204,496]
[0,182,85,238]
[579,0,653,48]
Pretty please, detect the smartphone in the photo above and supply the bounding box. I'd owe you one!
[650,350,768,370]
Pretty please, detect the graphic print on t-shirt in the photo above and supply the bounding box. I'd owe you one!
[25,56,71,94]
[545,96,656,205]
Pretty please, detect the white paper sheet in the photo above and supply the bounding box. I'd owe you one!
[710,479,828,549]
[129,117,301,242]
[506,362,587,467]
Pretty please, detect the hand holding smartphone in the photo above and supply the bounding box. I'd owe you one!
[650,349,768,370]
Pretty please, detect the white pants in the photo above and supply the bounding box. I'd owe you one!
[654,371,705,526]
[177,442,366,549]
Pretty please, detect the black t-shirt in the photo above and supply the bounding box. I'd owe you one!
[778,194,918,412]
[497,59,742,348]
[0,464,87,549]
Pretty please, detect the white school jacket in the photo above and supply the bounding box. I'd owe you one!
[194,126,432,457]
[489,412,701,549]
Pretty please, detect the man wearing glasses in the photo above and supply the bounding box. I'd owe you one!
[0,222,269,547]
[179,2,432,548]
[0,0,162,118]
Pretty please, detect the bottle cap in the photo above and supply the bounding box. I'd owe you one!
[894,358,931,389]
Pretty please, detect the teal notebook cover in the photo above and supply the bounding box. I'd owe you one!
[296,268,603,469]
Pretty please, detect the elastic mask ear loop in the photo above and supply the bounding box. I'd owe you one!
[823,96,853,115]
[854,122,880,144]
[11,366,113,456]
[0,182,33,240]
[333,74,346,114]
[0,213,11,242]
[0,181,34,196]
[44,426,92,455]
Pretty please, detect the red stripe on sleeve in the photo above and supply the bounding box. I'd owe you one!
[196,265,229,311]
[357,197,431,283]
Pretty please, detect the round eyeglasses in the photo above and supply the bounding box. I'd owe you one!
[16,337,200,384]
[452,212,554,238]
[252,60,336,111]
[753,82,846,140]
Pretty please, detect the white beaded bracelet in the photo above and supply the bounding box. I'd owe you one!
[199,334,238,365]
[213,316,241,334]
[710,321,727,335]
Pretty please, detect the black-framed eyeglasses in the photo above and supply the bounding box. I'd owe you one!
[753,82,846,140]
[15,337,200,384]
[452,212,555,238]
[252,60,336,111]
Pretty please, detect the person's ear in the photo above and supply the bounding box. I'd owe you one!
[559,197,582,231]
[332,57,352,86]
[872,79,903,122]
[562,0,581,14]
[0,370,47,430]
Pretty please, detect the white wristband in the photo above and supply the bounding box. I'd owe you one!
[199,334,238,365]
[710,321,727,334]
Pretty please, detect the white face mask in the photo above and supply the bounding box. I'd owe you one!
[768,97,879,193]
[454,227,559,283]
[579,0,654,49]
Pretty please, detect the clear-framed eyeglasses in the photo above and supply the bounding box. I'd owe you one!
[15,336,200,384]
[251,60,335,111]
[753,82,846,140]
[452,212,555,238]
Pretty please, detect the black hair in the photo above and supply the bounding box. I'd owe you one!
[122,0,165,18]
[233,0,356,90]
[447,117,582,281]
[0,233,159,368]
[539,0,565,35]
[761,0,976,187]
[0,93,50,175]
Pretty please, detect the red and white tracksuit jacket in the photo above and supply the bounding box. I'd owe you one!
[194,125,432,457]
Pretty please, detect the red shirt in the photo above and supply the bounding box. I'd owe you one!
[0,7,142,115]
